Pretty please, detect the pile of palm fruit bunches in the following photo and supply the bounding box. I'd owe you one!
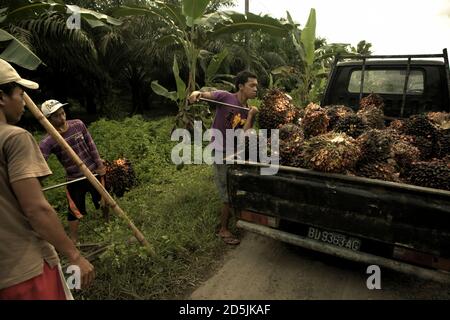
[103,158,137,197]
[257,88,450,191]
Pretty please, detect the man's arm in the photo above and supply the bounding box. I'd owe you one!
[80,121,106,176]
[188,90,215,104]
[243,107,259,131]
[38,138,52,161]
[11,178,95,288]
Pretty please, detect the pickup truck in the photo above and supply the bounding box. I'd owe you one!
[228,50,450,283]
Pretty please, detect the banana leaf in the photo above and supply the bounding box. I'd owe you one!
[0,28,41,70]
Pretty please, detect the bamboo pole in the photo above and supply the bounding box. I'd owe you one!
[24,93,155,255]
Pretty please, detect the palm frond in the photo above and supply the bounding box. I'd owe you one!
[4,24,34,51]
[18,12,99,70]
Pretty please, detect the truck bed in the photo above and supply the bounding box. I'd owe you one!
[227,162,450,257]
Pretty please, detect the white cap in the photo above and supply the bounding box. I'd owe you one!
[0,59,39,89]
[41,99,68,118]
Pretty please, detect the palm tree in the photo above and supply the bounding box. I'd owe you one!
[112,0,292,128]
[351,40,373,55]
[97,14,180,115]
[0,1,123,113]
[0,1,121,69]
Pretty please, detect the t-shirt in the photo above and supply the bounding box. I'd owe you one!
[211,91,249,152]
[0,124,59,290]
[39,119,102,180]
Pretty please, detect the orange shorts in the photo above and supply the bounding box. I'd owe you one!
[0,262,69,300]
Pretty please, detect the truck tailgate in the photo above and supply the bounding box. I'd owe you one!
[227,163,450,257]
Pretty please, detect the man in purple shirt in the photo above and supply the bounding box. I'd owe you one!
[39,100,106,244]
[189,71,259,245]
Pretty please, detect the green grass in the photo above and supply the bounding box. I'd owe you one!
[36,116,229,299]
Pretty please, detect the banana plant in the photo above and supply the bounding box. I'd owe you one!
[284,9,371,105]
[0,28,41,70]
[286,8,318,105]
[151,56,186,111]
[151,55,213,131]
[112,0,292,129]
[199,48,234,91]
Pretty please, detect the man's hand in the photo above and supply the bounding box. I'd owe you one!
[188,91,202,104]
[188,91,214,104]
[69,253,95,289]
[249,106,259,117]
[95,165,106,176]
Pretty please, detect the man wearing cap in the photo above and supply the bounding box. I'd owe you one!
[39,100,106,244]
[0,58,94,299]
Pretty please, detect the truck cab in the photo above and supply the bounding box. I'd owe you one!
[321,50,450,118]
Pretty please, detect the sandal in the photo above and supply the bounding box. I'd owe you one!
[216,234,240,245]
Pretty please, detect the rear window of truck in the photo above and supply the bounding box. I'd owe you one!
[348,69,424,95]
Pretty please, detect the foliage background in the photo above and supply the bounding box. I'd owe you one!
[37,116,233,299]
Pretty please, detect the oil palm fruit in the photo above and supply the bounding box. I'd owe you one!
[302,132,361,173]
[325,105,355,131]
[403,159,450,191]
[334,114,369,138]
[259,89,299,129]
[301,103,330,139]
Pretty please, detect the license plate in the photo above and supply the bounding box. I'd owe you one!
[307,227,361,251]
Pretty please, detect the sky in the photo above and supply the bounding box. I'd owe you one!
[232,0,450,55]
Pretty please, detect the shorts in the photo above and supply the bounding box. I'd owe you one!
[0,262,73,300]
[213,163,229,203]
[66,177,102,221]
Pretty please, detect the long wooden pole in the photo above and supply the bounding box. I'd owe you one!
[43,174,98,192]
[24,93,155,255]
[199,98,250,111]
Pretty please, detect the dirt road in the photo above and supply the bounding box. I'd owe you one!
[191,232,450,300]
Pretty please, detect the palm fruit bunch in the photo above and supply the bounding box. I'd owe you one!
[302,132,361,173]
[259,89,299,129]
[437,131,450,158]
[402,114,440,138]
[325,105,355,131]
[357,104,385,129]
[104,158,137,197]
[426,112,450,158]
[334,114,369,138]
[400,114,441,159]
[355,128,400,182]
[411,136,435,160]
[278,124,304,167]
[360,93,385,109]
[357,129,393,163]
[279,123,304,141]
[443,155,450,164]
[356,161,401,183]
[301,103,330,139]
[387,119,405,132]
[279,140,304,168]
[402,158,450,191]
[427,112,450,125]
[389,133,421,170]
[357,94,385,129]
